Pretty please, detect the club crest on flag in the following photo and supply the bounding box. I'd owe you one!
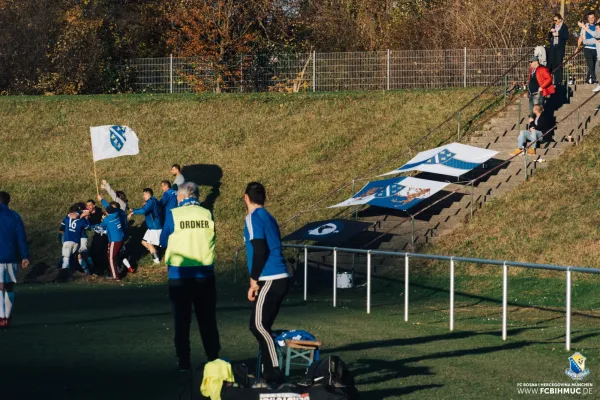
[110,126,127,151]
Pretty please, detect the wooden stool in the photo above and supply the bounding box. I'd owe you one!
[283,339,322,377]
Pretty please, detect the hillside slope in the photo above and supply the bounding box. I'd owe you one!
[429,126,600,272]
[0,89,491,278]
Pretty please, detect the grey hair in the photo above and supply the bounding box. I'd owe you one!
[177,182,199,199]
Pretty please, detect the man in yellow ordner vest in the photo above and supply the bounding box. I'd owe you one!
[160,182,220,372]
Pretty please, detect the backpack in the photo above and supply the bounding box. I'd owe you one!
[305,356,354,387]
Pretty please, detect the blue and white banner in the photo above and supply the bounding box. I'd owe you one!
[282,219,372,245]
[90,125,140,162]
[380,143,498,177]
[329,177,449,211]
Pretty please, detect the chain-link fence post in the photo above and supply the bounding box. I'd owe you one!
[387,49,390,90]
[463,47,467,87]
[314,50,318,92]
[169,54,173,94]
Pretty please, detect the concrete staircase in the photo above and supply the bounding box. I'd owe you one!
[306,84,600,272]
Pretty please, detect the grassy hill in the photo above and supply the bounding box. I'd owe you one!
[428,126,600,275]
[0,89,492,281]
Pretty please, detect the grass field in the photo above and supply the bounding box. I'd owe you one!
[2,274,599,400]
[0,89,495,280]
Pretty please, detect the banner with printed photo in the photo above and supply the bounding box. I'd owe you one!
[329,177,449,211]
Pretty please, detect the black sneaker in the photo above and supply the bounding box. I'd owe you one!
[178,358,191,372]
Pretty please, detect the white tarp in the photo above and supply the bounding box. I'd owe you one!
[380,142,498,177]
[329,176,449,210]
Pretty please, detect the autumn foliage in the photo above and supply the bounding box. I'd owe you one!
[0,0,599,94]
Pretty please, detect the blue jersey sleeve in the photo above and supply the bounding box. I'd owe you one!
[245,212,265,241]
[133,201,152,216]
[101,199,110,209]
[59,217,67,232]
[15,213,30,260]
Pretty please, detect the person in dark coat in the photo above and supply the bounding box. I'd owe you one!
[548,13,569,85]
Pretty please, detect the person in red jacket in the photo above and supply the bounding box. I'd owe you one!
[526,56,555,118]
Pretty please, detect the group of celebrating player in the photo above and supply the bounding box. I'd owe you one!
[57,164,185,281]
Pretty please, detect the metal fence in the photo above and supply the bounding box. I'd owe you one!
[280,244,600,352]
[129,46,589,93]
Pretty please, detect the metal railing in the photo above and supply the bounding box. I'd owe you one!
[129,46,588,93]
[282,244,600,351]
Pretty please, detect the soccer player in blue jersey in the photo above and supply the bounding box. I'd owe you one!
[59,205,90,270]
[129,188,162,264]
[243,182,290,387]
[0,191,29,328]
[97,194,133,274]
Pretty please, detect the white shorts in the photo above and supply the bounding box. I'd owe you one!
[143,229,162,246]
[0,263,18,284]
[62,241,80,258]
[79,237,88,253]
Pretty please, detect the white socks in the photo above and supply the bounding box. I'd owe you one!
[122,258,131,269]
[0,290,5,319]
[62,256,70,269]
[4,291,13,319]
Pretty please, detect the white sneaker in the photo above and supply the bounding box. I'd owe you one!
[153,258,160,264]
[593,85,600,93]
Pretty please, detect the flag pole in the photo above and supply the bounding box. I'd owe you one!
[89,127,100,197]
[93,161,100,197]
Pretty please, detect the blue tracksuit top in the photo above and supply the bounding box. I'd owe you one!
[159,189,178,224]
[0,203,29,263]
[100,212,125,243]
[101,199,128,236]
[132,196,162,229]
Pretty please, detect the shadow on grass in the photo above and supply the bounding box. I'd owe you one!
[361,384,444,399]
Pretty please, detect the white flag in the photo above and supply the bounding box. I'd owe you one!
[90,125,140,162]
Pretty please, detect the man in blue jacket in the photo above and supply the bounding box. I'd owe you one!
[0,192,29,329]
[100,203,127,280]
[159,180,178,225]
[129,188,162,264]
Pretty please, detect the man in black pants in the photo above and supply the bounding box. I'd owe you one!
[243,182,290,387]
[548,13,569,86]
[579,12,597,84]
[160,182,220,371]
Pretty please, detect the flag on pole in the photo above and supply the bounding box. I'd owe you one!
[90,125,140,162]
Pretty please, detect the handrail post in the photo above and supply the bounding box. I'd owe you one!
[524,147,528,181]
[516,99,521,131]
[450,257,455,331]
[566,269,571,351]
[333,248,337,308]
[502,262,508,341]
[303,246,308,301]
[565,66,570,101]
[470,180,474,219]
[367,251,371,314]
[404,254,409,322]
[411,216,415,250]
[457,111,461,141]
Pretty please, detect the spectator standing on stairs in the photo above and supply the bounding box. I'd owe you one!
[578,11,597,85]
[526,56,555,118]
[578,20,600,93]
[511,105,549,156]
[548,14,569,86]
